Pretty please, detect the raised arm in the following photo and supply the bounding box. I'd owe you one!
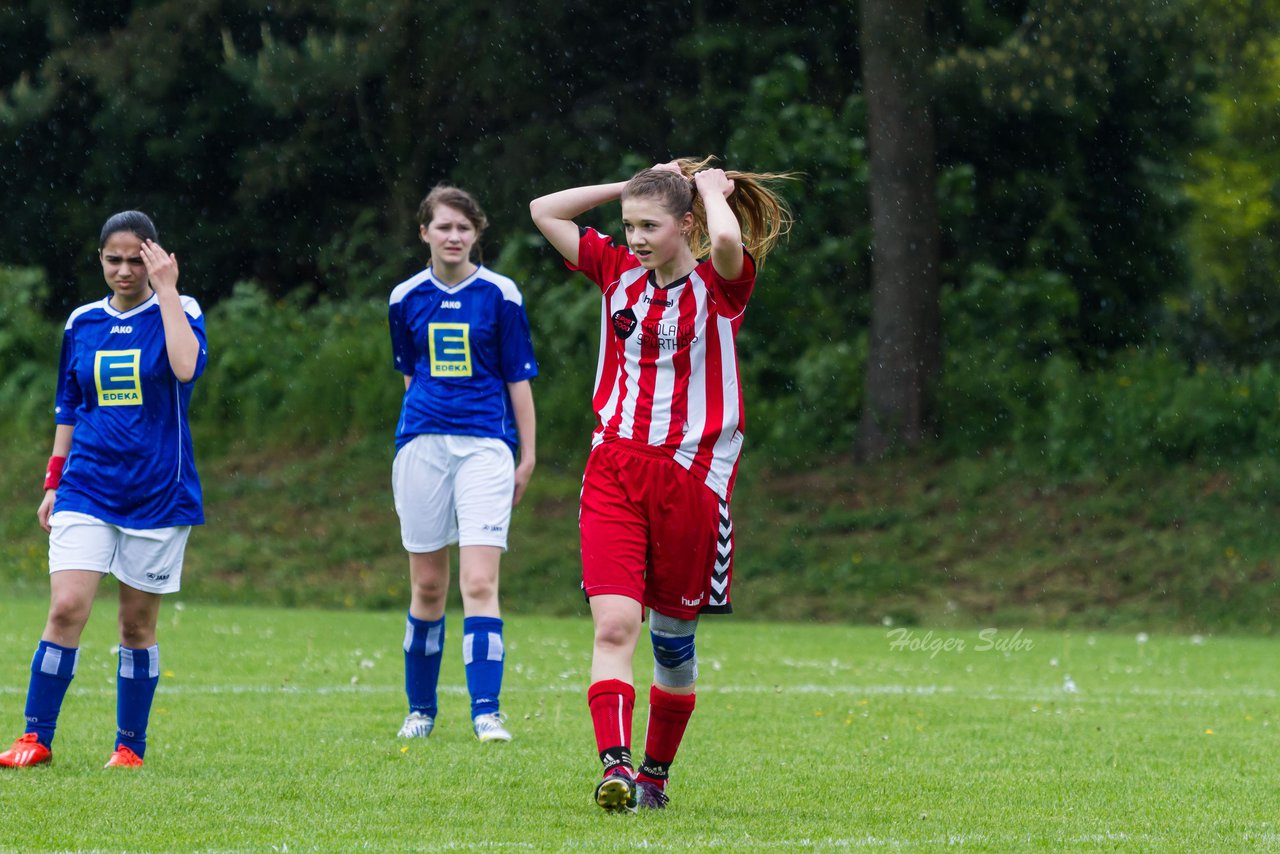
[140,240,201,382]
[529,181,628,267]
[693,169,744,281]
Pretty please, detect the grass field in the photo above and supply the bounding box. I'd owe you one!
[5,435,1280,631]
[0,599,1276,851]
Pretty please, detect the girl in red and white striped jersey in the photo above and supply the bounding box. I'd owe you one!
[531,157,792,811]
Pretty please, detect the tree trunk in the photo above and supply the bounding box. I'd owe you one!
[857,0,941,461]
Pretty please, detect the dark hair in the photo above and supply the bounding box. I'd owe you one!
[99,211,158,248]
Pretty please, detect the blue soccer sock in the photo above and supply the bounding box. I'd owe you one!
[117,645,160,759]
[404,613,445,717]
[462,616,504,718]
[24,640,79,748]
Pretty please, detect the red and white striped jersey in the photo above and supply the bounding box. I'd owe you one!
[569,227,756,500]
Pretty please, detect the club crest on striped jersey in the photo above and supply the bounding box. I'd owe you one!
[612,307,638,340]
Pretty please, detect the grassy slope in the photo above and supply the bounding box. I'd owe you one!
[2,436,1278,632]
[0,601,1276,851]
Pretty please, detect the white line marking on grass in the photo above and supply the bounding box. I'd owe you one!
[714,684,955,695]
[0,682,952,698]
[254,832,1275,851]
[0,681,1273,703]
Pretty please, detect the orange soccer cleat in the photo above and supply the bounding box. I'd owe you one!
[104,745,144,768]
[0,733,52,768]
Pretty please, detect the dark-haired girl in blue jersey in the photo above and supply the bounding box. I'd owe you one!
[0,211,207,770]
[389,186,538,744]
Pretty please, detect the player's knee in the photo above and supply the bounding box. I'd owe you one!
[594,615,637,651]
[46,594,91,634]
[119,626,152,649]
[458,574,497,606]
[410,576,448,609]
[118,613,156,648]
[650,611,698,688]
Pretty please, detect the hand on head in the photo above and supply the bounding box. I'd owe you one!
[139,239,179,293]
[693,168,735,199]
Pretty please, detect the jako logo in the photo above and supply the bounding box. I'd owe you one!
[441,300,462,309]
[109,325,133,334]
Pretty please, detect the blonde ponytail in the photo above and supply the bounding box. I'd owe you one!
[674,156,796,265]
[622,157,797,265]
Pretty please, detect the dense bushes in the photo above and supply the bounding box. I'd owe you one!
[2,261,1275,476]
[0,267,60,435]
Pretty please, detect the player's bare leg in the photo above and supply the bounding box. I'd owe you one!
[42,570,102,647]
[409,549,451,621]
[589,594,643,683]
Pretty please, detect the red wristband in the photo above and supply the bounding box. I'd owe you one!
[44,455,66,491]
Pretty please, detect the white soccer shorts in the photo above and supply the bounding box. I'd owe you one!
[48,511,191,594]
[392,433,515,553]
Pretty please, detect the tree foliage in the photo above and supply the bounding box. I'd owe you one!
[1176,0,1280,361]
[0,0,1271,462]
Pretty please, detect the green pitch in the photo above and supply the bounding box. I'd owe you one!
[0,599,1275,851]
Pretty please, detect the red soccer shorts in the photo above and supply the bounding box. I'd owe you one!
[580,439,734,619]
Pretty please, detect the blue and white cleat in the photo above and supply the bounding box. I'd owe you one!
[397,711,435,739]
[472,712,512,743]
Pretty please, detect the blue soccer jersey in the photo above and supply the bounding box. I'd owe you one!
[53,294,208,528]
[389,265,538,454]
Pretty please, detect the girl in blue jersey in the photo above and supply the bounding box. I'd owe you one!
[0,211,207,770]
[389,186,538,743]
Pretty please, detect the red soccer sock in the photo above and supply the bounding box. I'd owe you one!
[637,685,696,788]
[588,679,635,774]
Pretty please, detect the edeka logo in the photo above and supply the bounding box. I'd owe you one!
[428,323,472,377]
[94,349,143,407]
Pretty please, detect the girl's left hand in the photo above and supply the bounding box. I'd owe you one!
[694,168,735,199]
[140,240,180,294]
[513,460,535,507]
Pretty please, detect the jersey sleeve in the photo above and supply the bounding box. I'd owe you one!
[183,297,210,383]
[388,296,417,375]
[565,227,636,295]
[498,296,539,383]
[708,247,757,320]
[54,322,81,426]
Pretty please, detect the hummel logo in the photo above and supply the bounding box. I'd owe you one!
[109,325,133,334]
[643,294,672,307]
